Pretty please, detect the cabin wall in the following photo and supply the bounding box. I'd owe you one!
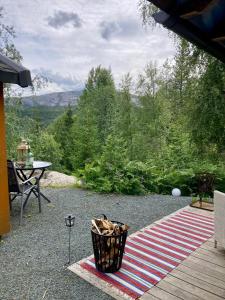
[0,82,10,235]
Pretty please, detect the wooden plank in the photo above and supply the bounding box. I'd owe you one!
[200,243,225,255]
[213,36,225,42]
[0,82,10,236]
[181,0,218,19]
[156,280,201,300]
[169,269,225,298]
[181,258,225,281]
[146,286,180,300]
[164,275,223,300]
[203,241,217,248]
[190,200,214,211]
[69,207,222,300]
[191,251,225,267]
[186,255,225,274]
[176,264,225,290]
[185,206,214,217]
[195,247,225,259]
[139,292,160,300]
[181,11,200,19]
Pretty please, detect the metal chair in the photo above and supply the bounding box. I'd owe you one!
[7,160,41,225]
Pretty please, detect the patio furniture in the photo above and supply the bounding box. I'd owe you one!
[16,161,52,203]
[214,190,225,248]
[196,172,215,205]
[7,160,41,225]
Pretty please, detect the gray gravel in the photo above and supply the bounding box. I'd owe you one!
[0,188,190,300]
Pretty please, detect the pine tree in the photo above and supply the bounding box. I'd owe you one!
[70,66,117,168]
[49,105,74,171]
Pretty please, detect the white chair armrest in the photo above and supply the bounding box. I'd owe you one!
[214,190,225,248]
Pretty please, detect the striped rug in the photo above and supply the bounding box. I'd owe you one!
[79,210,214,299]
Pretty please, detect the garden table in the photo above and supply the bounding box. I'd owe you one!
[16,160,52,204]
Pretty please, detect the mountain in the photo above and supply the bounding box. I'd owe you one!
[20,90,83,126]
[21,90,83,107]
[20,89,139,126]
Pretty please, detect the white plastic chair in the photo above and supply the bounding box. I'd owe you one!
[214,190,225,248]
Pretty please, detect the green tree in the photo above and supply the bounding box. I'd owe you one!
[71,101,99,169]
[49,105,74,171]
[0,7,22,62]
[132,62,164,161]
[190,57,225,155]
[32,132,63,171]
[70,66,117,168]
[85,66,117,143]
[114,74,134,158]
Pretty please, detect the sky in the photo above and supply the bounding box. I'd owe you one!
[1,0,175,95]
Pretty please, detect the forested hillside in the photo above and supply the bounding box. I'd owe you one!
[4,3,225,196]
[19,106,67,126]
[8,50,225,195]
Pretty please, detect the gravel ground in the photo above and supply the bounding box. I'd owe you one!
[0,188,190,300]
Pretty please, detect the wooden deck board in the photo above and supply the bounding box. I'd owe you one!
[183,255,225,275]
[200,244,225,256]
[168,269,225,298]
[195,247,225,258]
[191,251,225,267]
[152,280,201,300]
[175,264,225,290]
[148,208,225,300]
[163,275,224,300]
[181,258,225,281]
[142,286,181,300]
[69,206,225,300]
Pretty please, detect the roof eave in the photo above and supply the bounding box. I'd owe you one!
[153,11,225,64]
[0,54,32,87]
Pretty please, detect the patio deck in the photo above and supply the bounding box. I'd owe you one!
[69,206,225,300]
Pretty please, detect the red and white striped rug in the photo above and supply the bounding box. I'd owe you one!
[77,210,214,299]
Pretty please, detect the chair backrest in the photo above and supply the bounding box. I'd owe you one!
[7,160,21,193]
[196,173,215,195]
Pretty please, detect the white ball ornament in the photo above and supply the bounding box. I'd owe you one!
[172,188,181,197]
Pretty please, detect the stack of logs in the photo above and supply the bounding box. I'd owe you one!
[92,217,129,269]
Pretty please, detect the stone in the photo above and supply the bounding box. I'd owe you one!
[40,171,78,187]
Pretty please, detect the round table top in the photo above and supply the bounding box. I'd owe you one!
[16,160,52,170]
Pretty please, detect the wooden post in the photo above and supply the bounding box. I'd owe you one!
[0,82,10,235]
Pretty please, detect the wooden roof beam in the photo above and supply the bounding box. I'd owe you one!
[181,0,218,19]
[212,36,225,42]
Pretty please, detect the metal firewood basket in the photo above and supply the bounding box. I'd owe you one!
[91,219,128,273]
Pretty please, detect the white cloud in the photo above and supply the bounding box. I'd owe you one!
[1,0,175,95]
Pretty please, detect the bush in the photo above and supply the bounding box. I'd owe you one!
[81,156,225,196]
[82,160,151,195]
[80,135,155,194]
[78,134,225,195]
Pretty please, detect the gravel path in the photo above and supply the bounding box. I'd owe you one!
[0,188,190,300]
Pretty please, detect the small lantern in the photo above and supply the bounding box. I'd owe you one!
[65,214,75,227]
[17,139,29,166]
[65,214,75,264]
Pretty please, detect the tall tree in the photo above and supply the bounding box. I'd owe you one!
[71,93,99,168]
[114,74,134,158]
[49,105,74,171]
[85,66,116,143]
[190,57,225,155]
[70,66,117,168]
[132,62,164,161]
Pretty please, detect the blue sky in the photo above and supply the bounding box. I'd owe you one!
[1,0,175,95]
